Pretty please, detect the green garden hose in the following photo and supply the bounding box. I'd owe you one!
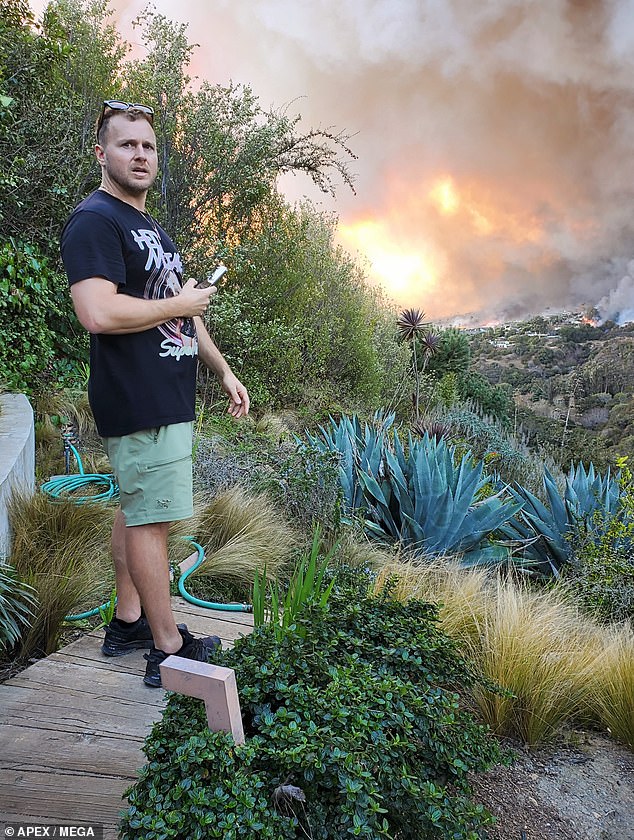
[178,538,252,613]
[41,442,119,504]
[64,538,251,621]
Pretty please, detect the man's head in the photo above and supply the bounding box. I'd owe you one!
[95,100,154,146]
[95,101,158,200]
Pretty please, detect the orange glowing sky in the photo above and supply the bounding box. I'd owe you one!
[29,0,634,323]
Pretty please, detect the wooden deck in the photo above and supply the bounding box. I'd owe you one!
[0,598,253,839]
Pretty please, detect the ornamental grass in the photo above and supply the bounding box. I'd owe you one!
[585,623,634,749]
[7,491,113,659]
[373,559,633,747]
[191,486,297,586]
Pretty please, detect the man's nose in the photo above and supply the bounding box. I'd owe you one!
[134,143,147,158]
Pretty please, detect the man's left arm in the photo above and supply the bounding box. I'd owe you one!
[194,316,250,418]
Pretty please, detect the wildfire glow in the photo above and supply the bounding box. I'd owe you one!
[426,175,543,244]
[337,219,440,302]
[428,177,460,216]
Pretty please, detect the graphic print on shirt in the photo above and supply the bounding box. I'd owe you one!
[131,226,198,361]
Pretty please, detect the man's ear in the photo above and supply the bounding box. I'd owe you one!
[95,143,106,166]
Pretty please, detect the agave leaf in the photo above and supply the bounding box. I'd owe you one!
[400,510,426,544]
[458,543,512,567]
[543,468,568,534]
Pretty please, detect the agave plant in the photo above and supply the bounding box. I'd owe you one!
[499,463,629,576]
[302,411,395,516]
[0,562,36,653]
[357,431,523,566]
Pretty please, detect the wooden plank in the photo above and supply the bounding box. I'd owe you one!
[5,657,167,707]
[171,596,254,627]
[0,686,159,738]
[0,768,128,823]
[0,725,145,776]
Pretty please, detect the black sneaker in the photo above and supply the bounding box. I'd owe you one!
[143,624,221,688]
[101,614,154,657]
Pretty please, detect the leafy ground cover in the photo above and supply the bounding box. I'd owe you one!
[121,571,507,840]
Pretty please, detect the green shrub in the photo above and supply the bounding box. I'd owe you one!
[194,430,342,534]
[0,238,87,393]
[122,574,505,839]
[565,458,634,621]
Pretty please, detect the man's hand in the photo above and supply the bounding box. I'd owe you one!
[221,370,250,418]
[177,278,217,318]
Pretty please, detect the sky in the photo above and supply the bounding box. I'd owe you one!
[31,0,634,323]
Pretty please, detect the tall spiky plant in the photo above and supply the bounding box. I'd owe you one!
[396,308,440,419]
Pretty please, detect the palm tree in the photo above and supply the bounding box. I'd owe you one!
[397,308,440,419]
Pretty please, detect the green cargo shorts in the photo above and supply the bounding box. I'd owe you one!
[103,422,194,526]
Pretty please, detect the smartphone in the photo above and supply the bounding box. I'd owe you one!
[196,265,227,288]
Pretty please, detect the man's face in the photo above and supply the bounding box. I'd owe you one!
[96,112,158,197]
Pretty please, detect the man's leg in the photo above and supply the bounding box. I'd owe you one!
[124,520,183,654]
[111,507,142,623]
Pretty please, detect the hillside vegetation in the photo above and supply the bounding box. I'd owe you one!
[468,313,634,468]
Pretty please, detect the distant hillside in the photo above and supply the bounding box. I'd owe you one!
[467,313,634,467]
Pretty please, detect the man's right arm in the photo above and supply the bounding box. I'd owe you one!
[71,276,216,334]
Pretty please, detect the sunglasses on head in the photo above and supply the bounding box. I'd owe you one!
[96,100,154,136]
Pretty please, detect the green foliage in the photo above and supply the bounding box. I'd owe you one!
[206,201,405,411]
[193,425,342,534]
[424,328,471,380]
[0,0,124,250]
[443,404,561,495]
[0,238,88,392]
[122,573,504,839]
[0,561,36,654]
[458,371,513,422]
[565,458,634,621]
[96,586,116,629]
[122,14,355,258]
[252,526,337,640]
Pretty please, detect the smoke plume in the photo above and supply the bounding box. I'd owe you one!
[38,0,634,322]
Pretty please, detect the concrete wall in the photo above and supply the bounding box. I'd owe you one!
[0,394,35,560]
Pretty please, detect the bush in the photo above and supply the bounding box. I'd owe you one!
[373,560,601,745]
[0,238,87,392]
[122,574,505,839]
[565,458,634,622]
[194,426,342,534]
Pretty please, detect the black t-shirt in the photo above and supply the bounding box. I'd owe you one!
[60,190,198,437]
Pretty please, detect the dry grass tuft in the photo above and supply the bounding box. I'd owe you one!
[470,580,598,745]
[254,411,295,441]
[585,624,634,749]
[192,486,297,586]
[8,491,113,658]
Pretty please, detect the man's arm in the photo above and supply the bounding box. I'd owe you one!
[71,276,215,335]
[194,316,250,418]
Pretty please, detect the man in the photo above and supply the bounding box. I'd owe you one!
[61,100,250,687]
